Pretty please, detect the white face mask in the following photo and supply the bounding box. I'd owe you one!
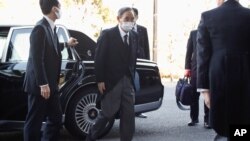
[55,7,62,19]
[120,22,134,32]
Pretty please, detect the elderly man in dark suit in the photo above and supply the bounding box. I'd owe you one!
[23,0,78,141]
[86,7,138,141]
[197,0,250,140]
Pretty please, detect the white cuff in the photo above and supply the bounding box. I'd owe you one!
[197,88,210,93]
[40,84,48,88]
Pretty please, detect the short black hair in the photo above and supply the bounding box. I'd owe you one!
[39,0,59,15]
[118,7,133,17]
[132,8,138,16]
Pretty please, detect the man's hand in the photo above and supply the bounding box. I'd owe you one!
[98,82,106,95]
[67,37,78,47]
[40,84,50,99]
[201,91,210,109]
[184,69,191,77]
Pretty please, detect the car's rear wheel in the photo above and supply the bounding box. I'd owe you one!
[64,87,115,139]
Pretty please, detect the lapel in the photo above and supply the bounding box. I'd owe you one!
[113,26,128,62]
[112,26,137,63]
[42,18,59,56]
[137,25,141,33]
[136,26,144,42]
[137,25,143,36]
[129,31,137,62]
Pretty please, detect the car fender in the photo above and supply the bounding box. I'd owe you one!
[60,75,97,113]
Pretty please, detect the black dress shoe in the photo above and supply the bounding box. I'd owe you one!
[86,130,95,141]
[204,122,211,129]
[188,120,199,126]
[86,135,95,141]
[214,134,228,141]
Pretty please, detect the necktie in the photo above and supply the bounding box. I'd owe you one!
[53,27,57,39]
[124,34,129,48]
[53,27,59,54]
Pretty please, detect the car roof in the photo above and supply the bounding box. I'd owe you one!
[0,25,32,37]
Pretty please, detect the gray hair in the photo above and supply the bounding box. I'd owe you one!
[117,7,133,17]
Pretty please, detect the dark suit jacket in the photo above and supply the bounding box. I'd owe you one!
[94,26,138,92]
[23,18,64,94]
[197,0,250,136]
[136,25,150,59]
[185,30,197,81]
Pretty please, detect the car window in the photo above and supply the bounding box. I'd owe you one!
[57,27,70,60]
[8,28,32,62]
[68,29,96,60]
[0,37,6,59]
[7,27,70,62]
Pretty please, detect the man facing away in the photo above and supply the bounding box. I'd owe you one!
[184,0,225,129]
[23,0,78,141]
[197,0,250,140]
[86,7,138,141]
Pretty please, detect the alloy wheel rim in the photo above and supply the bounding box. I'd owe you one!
[75,93,99,133]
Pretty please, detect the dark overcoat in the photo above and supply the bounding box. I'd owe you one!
[197,0,250,136]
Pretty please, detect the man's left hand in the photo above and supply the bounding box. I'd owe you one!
[67,37,78,47]
[201,91,211,109]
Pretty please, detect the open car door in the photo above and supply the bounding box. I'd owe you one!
[68,30,96,60]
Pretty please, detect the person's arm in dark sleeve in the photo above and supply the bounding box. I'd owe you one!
[144,28,150,59]
[196,13,212,90]
[94,30,108,83]
[185,31,193,70]
[184,31,194,77]
[30,25,48,86]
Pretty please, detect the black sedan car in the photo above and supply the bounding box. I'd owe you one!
[0,25,164,138]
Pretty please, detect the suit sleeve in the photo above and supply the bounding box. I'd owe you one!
[94,30,108,82]
[197,13,212,89]
[59,43,65,51]
[185,31,193,69]
[30,25,48,86]
[144,28,150,59]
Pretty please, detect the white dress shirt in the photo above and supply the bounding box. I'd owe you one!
[44,16,55,34]
[118,24,129,45]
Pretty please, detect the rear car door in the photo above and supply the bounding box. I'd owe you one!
[0,25,72,121]
[0,27,31,120]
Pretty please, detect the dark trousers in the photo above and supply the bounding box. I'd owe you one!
[23,91,62,141]
[90,76,135,141]
[190,76,209,122]
[190,92,209,122]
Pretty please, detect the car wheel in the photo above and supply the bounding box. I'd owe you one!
[64,87,115,139]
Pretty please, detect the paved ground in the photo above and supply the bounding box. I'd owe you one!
[98,81,216,141]
[0,81,216,141]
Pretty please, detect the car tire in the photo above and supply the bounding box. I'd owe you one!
[64,87,115,139]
